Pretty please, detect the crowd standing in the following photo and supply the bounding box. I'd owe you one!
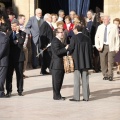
[0,6,120,102]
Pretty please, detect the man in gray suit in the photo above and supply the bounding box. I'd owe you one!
[25,8,44,68]
[68,24,92,102]
[0,24,9,98]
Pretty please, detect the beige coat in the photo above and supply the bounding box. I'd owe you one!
[95,24,120,51]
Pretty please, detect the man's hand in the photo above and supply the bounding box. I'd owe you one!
[98,48,102,51]
[65,45,69,50]
[16,26,20,33]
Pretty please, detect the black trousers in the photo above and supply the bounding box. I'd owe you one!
[41,50,51,73]
[6,62,24,93]
[52,69,64,99]
[0,67,7,96]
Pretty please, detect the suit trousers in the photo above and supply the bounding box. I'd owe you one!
[0,67,7,96]
[6,62,24,93]
[31,40,39,68]
[41,50,51,73]
[73,70,90,100]
[52,69,64,99]
[23,47,28,72]
[99,45,115,77]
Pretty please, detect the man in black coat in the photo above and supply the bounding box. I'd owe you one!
[6,19,26,97]
[0,24,9,98]
[50,28,68,100]
[39,13,53,75]
[68,24,92,102]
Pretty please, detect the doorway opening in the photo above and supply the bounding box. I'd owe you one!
[89,0,104,13]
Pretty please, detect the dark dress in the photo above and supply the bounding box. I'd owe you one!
[114,27,120,62]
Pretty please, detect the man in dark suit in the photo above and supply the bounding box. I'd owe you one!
[25,8,44,68]
[0,24,9,98]
[50,28,68,100]
[39,13,53,74]
[68,24,92,102]
[6,19,26,97]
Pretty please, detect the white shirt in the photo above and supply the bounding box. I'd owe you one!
[66,23,71,30]
[46,21,52,27]
[36,16,40,21]
[57,17,63,22]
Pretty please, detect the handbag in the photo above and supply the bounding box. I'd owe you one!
[63,55,74,73]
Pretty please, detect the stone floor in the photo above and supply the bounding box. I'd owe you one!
[0,69,120,120]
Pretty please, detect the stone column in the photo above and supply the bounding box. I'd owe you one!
[12,0,35,25]
[104,0,120,22]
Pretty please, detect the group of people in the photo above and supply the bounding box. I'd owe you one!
[0,7,120,102]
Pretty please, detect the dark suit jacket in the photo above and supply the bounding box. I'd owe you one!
[0,32,9,66]
[39,21,53,50]
[50,37,67,70]
[8,30,26,62]
[68,33,92,70]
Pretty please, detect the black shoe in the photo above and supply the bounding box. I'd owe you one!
[18,92,23,96]
[0,92,5,98]
[6,92,11,97]
[83,99,89,101]
[109,77,113,81]
[40,71,50,75]
[103,77,109,80]
[54,97,65,100]
[69,98,80,102]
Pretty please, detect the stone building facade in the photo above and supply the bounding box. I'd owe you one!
[12,0,120,24]
[1,0,120,24]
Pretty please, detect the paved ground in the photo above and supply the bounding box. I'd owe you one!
[0,68,120,120]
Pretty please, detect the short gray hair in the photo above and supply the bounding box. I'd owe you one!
[11,18,19,25]
[44,13,51,21]
[58,9,64,15]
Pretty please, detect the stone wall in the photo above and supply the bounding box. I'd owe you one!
[12,0,35,25]
[104,0,120,22]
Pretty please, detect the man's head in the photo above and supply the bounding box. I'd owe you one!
[0,24,8,33]
[18,14,25,25]
[55,28,64,39]
[35,8,42,18]
[8,12,15,21]
[69,10,76,20]
[87,10,94,20]
[58,10,65,18]
[73,24,83,34]
[11,19,19,31]
[44,13,52,23]
[103,15,110,25]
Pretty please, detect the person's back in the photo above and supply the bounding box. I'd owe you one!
[69,33,92,70]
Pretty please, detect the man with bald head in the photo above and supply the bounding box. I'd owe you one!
[39,13,53,75]
[95,15,119,81]
[25,8,44,69]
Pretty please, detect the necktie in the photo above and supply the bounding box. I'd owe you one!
[50,24,54,30]
[13,31,16,40]
[104,26,107,43]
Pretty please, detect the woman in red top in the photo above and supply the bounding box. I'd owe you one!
[63,15,74,31]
